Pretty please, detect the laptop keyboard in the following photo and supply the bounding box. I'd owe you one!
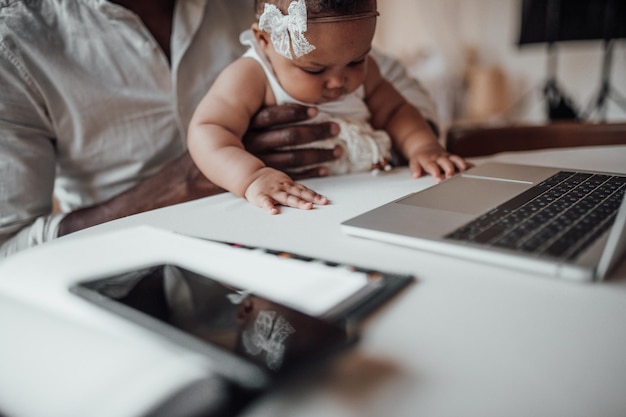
[445,171,626,260]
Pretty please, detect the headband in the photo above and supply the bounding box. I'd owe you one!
[258,0,379,60]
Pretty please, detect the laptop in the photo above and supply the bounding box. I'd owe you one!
[341,162,626,282]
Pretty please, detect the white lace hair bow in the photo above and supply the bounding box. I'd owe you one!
[242,310,295,371]
[259,0,316,59]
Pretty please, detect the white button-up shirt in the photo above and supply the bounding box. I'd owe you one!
[0,0,438,258]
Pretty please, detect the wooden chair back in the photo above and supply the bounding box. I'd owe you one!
[445,122,626,157]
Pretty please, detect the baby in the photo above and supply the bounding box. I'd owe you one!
[188,0,470,214]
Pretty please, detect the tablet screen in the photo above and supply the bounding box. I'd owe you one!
[72,264,356,389]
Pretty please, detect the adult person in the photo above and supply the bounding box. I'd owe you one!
[0,0,439,258]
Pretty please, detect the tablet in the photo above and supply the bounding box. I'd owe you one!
[71,264,357,390]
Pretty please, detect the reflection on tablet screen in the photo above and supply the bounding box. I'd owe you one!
[72,265,356,388]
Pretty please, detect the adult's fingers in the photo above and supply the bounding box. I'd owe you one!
[257,146,342,171]
[249,103,315,129]
[289,166,329,180]
[244,122,339,153]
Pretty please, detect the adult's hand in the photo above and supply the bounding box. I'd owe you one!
[58,153,222,236]
[244,104,342,178]
[58,104,343,237]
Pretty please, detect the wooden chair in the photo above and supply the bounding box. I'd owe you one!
[445,122,626,157]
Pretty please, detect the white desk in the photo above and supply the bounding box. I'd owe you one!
[58,146,626,416]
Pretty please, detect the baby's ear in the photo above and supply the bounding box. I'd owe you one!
[251,23,270,48]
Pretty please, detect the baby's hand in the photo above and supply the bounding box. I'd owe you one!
[408,143,472,181]
[244,167,328,214]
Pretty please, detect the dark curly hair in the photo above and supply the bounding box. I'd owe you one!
[255,0,376,18]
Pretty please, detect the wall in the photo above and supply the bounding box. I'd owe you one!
[373,0,626,128]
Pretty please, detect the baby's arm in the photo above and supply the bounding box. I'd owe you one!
[364,58,471,181]
[187,58,327,214]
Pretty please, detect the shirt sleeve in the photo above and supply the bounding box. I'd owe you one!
[0,39,65,259]
[370,49,440,137]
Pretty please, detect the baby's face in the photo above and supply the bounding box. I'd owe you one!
[263,16,377,104]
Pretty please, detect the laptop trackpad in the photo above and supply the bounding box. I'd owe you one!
[397,177,532,215]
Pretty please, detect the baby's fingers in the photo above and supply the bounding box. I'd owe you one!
[437,157,457,179]
[450,154,473,172]
[295,185,329,205]
[421,160,445,181]
[409,159,424,179]
[411,154,471,181]
[275,184,328,210]
[257,194,280,215]
[283,193,314,210]
[255,192,314,214]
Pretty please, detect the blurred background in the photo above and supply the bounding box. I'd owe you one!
[372,0,626,131]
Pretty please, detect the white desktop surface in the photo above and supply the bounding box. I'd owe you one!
[42,146,626,416]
